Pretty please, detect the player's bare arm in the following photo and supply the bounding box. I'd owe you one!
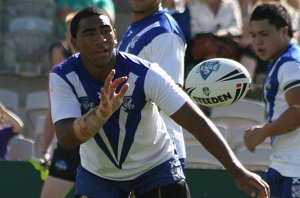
[244,86,300,152]
[0,103,24,132]
[55,70,129,149]
[170,99,270,198]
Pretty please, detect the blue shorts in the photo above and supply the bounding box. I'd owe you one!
[264,167,300,198]
[179,158,185,169]
[75,157,185,198]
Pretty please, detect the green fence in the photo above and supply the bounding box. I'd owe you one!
[0,161,260,198]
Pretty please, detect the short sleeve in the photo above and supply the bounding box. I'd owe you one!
[144,63,189,116]
[278,61,300,93]
[49,72,82,123]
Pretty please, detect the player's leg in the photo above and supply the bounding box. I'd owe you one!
[41,144,80,198]
[40,176,75,198]
[136,180,190,198]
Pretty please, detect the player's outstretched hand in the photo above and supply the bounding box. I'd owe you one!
[98,69,129,119]
[234,169,270,198]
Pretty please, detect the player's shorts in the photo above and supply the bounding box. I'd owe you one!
[75,157,187,198]
[264,167,300,198]
[49,143,80,181]
[179,158,185,168]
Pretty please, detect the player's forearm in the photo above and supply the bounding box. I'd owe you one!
[261,106,300,139]
[42,111,55,152]
[195,118,246,177]
[56,107,108,149]
[73,106,108,142]
[171,100,246,177]
[54,118,81,149]
[5,110,24,132]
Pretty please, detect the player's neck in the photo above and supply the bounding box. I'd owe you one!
[269,39,291,63]
[131,6,162,22]
[83,58,116,82]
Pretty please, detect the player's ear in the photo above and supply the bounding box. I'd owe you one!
[281,25,289,37]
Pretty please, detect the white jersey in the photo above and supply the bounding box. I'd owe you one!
[118,9,187,159]
[49,51,188,180]
[264,42,300,177]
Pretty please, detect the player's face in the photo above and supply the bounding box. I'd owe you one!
[249,19,288,62]
[72,15,117,68]
[129,0,160,18]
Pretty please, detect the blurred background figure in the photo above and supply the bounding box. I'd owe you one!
[189,0,242,39]
[55,0,116,39]
[162,0,191,45]
[64,11,78,54]
[39,40,78,198]
[0,103,24,159]
[40,40,72,161]
[162,0,187,13]
[237,0,257,79]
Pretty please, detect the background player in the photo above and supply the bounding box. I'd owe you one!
[244,2,300,198]
[118,0,187,166]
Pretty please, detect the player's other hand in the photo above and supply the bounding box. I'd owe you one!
[97,69,129,119]
[234,169,270,198]
[244,125,266,152]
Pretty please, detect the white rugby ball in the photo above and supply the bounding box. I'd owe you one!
[185,58,251,108]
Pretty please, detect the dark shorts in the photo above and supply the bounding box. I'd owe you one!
[75,157,187,198]
[49,143,80,182]
[264,167,300,198]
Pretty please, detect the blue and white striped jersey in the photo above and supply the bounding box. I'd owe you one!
[118,9,186,86]
[49,51,188,180]
[264,42,300,177]
[118,9,187,159]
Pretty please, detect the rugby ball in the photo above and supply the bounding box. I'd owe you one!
[185,58,251,108]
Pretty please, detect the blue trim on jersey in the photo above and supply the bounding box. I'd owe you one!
[118,9,186,55]
[52,56,80,101]
[263,42,300,143]
[114,52,150,168]
[52,51,155,169]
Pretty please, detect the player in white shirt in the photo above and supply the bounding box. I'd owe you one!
[244,3,300,198]
[118,0,186,164]
[188,0,242,39]
[50,7,269,198]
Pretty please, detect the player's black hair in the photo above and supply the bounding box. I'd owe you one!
[250,3,293,38]
[70,7,111,38]
[48,40,72,61]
